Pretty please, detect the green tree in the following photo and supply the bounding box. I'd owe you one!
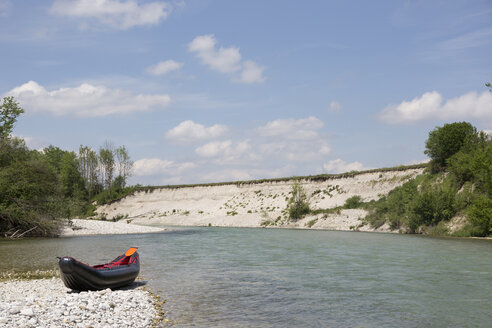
[59,152,86,198]
[115,145,133,188]
[410,186,455,228]
[43,146,66,174]
[287,180,310,221]
[366,177,421,230]
[0,97,24,139]
[447,133,492,194]
[99,144,115,190]
[424,122,477,172]
[41,146,87,217]
[78,146,99,197]
[0,138,64,237]
[344,195,363,209]
[43,146,85,196]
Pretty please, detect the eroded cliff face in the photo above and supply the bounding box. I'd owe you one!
[96,168,424,232]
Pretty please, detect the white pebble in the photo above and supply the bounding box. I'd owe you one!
[20,308,34,316]
[9,307,21,314]
[0,278,160,328]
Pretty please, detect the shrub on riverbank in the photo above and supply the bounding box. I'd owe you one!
[365,122,491,236]
[287,181,310,221]
[464,197,492,237]
[0,138,68,237]
[0,97,136,237]
[344,195,364,209]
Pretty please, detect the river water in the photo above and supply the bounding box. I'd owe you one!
[1,227,491,327]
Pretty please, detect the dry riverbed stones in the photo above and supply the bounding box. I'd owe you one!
[0,278,159,328]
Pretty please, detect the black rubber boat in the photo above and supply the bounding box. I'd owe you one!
[58,247,140,291]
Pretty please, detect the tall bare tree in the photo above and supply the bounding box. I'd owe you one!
[115,145,133,187]
[78,145,98,197]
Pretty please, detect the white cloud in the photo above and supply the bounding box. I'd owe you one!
[11,134,48,151]
[329,101,341,112]
[258,139,330,163]
[258,142,286,155]
[200,169,252,183]
[318,143,331,155]
[323,159,365,174]
[237,60,266,84]
[257,116,324,140]
[188,34,266,83]
[50,0,171,30]
[146,60,183,76]
[195,139,252,161]
[379,91,492,124]
[165,120,228,143]
[282,143,329,161]
[254,117,330,164]
[133,158,195,176]
[188,34,241,74]
[6,80,171,117]
[195,140,231,157]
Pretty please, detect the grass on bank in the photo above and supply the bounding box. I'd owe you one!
[0,269,59,282]
[97,163,426,207]
[123,163,426,194]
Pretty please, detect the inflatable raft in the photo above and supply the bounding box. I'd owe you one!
[58,247,140,291]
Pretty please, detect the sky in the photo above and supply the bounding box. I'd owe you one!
[1,0,491,185]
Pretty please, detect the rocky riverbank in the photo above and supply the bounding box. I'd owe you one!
[0,278,163,328]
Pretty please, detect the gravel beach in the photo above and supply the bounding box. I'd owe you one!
[61,218,165,237]
[0,220,167,328]
[0,278,160,328]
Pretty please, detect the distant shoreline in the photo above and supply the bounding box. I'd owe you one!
[61,218,165,237]
[96,168,425,233]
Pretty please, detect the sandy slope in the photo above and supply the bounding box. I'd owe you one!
[96,168,424,233]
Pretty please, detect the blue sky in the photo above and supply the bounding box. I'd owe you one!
[1,0,491,185]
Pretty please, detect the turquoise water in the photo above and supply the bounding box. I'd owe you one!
[1,228,491,327]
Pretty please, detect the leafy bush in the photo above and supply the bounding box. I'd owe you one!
[453,182,475,212]
[366,173,459,233]
[344,195,363,209]
[0,138,65,237]
[306,219,318,228]
[424,221,449,236]
[425,122,477,172]
[409,186,456,231]
[112,213,128,222]
[92,185,140,205]
[465,196,492,237]
[287,181,310,221]
[447,133,492,195]
[366,177,421,230]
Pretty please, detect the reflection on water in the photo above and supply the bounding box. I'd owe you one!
[1,227,492,327]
